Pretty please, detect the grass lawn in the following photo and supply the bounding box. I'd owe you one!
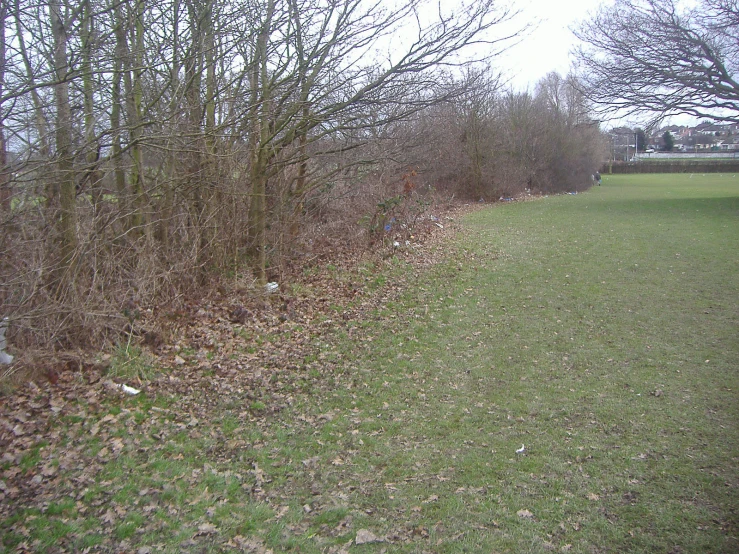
[2,173,737,553]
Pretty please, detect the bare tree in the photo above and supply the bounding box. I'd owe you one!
[49,0,78,276]
[574,0,739,124]
[0,0,526,348]
[240,0,520,281]
[417,70,608,201]
[0,3,9,212]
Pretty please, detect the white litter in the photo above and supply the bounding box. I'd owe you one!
[0,318,13,364]
[265,282,279,294]
[516,444,526,454]
[116,383,141,395]
[105,380,141,395]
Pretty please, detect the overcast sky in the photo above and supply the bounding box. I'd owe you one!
[495,0,606,91]
[490,0,701,127]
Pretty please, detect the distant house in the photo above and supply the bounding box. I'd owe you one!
[616,122,739,154]
[652,125,688,151]
[694,135,721,150]
[608,127,637,160]
[610,127,634,145]
[661,125,691,139]
[720,136,739,151]
[694,122,730,136]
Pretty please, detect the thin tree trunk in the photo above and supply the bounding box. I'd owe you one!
[0,4,10,212]
[49,0,78,273]
[81,0,103,213]
[124,0,146,235]
[111,0,127,214]
[157,0,181,249]
[247,157,267,284]
[201,0,217,270]
[288,0,309,240]
[246,0,275,284]
[183,0,205,272]
[14,1,51,202]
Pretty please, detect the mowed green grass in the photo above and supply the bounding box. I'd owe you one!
[436,173,739,552]
[286,172,739,553]
[239,172,737,553]
[2,173,737,553]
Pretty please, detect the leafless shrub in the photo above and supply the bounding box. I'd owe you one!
[412,72,609,200]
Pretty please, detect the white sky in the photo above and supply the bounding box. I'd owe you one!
[495,0,606,91]
[491,0,699,127]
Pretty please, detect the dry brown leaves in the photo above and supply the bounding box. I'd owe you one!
[0,202,482,547]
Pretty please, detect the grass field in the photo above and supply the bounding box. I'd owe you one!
[2,173,738,553]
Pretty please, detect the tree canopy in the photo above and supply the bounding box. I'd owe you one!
[574,0,739,124]
[662,130,675,151]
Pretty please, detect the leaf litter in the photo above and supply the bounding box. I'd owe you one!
[0,204,481,551]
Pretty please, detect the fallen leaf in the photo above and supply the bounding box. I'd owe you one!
[3,467,20,479]
[196,522,218,535]
[355,529,383,545]
[517,509,534,519]
[101,508,116,525]
[252,463,265,486]
[302,456,320,467]
[587,492,600,501]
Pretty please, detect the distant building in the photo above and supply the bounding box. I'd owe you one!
[647,122,739,153]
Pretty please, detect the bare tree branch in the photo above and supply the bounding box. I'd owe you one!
[573,0,739,124]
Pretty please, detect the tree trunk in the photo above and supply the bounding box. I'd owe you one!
[246,0,275,284]
[201,0,217,271]
[81,0,103,214]
[247,160,267,284]
[121,0,145,235]
[49,0,78,274]
[156,0,181,250]
[0,4,10,212]
[14,0,51,202]
[111,0,127,224]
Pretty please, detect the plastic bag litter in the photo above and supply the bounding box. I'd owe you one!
[116,383,141,395]
[0,318,13,364]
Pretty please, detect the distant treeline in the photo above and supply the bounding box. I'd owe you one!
[604,160,739,174]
